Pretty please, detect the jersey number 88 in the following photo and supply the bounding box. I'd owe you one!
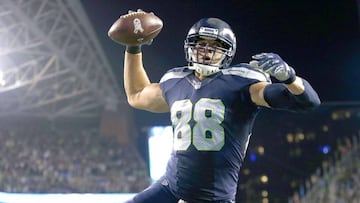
[171,98,225,151]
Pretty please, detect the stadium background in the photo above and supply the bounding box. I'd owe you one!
[0,0,359,202]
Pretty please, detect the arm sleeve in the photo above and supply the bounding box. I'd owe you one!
[263,79,321,112]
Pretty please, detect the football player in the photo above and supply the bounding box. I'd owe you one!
[123,17,320,203]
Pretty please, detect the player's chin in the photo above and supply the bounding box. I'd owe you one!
[196,58,214,64]
[205,59,221,65]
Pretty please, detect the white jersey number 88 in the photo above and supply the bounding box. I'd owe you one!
[171,98,225,151]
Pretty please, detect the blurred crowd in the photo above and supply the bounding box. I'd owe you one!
[0,126,150,193]
[4,122,358,202]
[290,133,360,203]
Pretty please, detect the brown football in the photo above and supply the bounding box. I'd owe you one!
[108,10,163,46]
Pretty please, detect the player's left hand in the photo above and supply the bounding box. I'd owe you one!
[252,53,296,84]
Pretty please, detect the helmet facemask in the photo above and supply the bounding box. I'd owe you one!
[184,18,236,77]
[185,39,232,76]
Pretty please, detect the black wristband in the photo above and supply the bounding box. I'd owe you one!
[282,67,296,84]
[126,46,142,54]
[283,74,296,84]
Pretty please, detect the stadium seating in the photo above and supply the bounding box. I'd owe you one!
[289,133,360,203]
[0,126,150,193]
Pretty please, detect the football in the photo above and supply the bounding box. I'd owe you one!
[108,10,163,46]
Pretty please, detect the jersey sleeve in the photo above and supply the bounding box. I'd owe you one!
[159,67,192,104]
[221,63,272,108]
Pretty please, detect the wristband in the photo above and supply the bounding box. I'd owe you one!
[126,46,142,54]
[282,74,296,84]
[282,67,296,84]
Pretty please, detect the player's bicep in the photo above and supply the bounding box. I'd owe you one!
[127,83,169,113]
[249,82,271,107]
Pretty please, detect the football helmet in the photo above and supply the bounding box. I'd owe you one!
[184,18,236,76]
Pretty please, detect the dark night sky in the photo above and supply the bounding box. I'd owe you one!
[81,0,360,125]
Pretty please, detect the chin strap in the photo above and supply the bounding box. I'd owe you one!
[189,63,220,76]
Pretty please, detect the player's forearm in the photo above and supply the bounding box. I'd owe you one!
[284,76,305,95]
[263,78,321,112]
[123,52,151,104]
[289,77,321,110]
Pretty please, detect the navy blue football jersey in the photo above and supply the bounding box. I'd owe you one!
[159,64,270,201]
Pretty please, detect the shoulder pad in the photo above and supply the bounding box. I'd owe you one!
[222,63,271,82]
[160,66,193,83]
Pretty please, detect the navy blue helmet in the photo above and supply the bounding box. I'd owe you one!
[184,18,237,75]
